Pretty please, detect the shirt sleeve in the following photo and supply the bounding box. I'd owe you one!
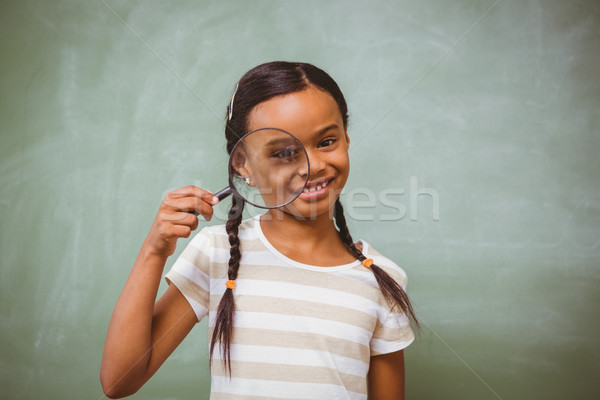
[164,226,213,322]
[369,262,415,356]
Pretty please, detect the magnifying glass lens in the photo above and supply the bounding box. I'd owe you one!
[229,128,309,209]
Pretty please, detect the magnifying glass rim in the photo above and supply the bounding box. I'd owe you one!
[227,127,310,209]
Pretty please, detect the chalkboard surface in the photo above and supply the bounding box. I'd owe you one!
[1,1,599,399]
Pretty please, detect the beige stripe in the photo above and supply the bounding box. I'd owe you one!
[372,320,414,342]
[234,265,380,301]
[165,270,209,308]
[241,237,264,251]
[239,218,256,231]
[179,245,210,272]
[210,295,376,332]
[216,260,406,308]
[209,235,264,251]
[211,360,367,395]
[207,230,228,249]
[227,327,370,362]
[377,264,407,287]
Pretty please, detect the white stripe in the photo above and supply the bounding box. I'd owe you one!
[370,337,414,354]
[211,376,366,400]
[238,225,259,239]
[211,247,233,264]
[171,258,210,291]
[209,311,372,347]
[207,222,259,240]
[212,344,369,377]
[211,249,275,265]
[190,229,210,248]
[181,292,208,322]
[209,246,276,264]
[381,312,410,328]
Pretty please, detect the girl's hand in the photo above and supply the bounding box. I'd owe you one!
[144,185,219,258]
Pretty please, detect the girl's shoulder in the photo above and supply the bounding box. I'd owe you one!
[357,239,408,287]
[195,217,258,239]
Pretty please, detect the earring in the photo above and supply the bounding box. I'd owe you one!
[244,177,251,185]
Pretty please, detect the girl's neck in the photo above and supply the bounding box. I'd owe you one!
[259,208,356,266]
[262,208,336,239]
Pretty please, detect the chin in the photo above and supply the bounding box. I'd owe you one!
[281,196,338,220]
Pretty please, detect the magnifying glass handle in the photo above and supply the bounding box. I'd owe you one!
[187,186,232,217]
[213,186,232,201]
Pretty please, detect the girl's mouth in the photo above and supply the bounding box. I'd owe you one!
[298,178,333,200]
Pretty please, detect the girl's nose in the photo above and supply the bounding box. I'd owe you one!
[298,149,326,178]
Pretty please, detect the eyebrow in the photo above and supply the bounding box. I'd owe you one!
[264,137,296,147]
[315,124,340,137]
[262,124,341,147]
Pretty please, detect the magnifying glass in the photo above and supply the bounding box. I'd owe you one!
[211,127,310,209]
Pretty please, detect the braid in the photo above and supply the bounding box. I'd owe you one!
[209,193,245,375]
[334,198,366,261]
[334,199,419,328]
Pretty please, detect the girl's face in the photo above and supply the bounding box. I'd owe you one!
[246,86,350,218]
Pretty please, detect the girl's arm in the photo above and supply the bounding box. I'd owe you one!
[367,350,406,400]
[100,186,218,398]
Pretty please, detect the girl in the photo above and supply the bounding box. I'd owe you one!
[101,61,418,400]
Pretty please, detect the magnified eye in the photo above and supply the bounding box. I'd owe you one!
[271,145,300,162]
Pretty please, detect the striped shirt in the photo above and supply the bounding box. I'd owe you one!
[165,215,414,400]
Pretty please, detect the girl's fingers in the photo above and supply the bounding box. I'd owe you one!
[161,185,220,222]
[165,185,219,205]
[146,186,219,257]
[161,210,200,228]
[163,187,218,215]
[162,196,216,221]
[158,223,193,242]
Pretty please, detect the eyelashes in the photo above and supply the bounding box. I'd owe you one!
[318,138,337,148]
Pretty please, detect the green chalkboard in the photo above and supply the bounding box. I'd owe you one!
[1,0,599,399]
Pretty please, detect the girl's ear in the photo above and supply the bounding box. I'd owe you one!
[232,151,254,184]
[344,130,351,148]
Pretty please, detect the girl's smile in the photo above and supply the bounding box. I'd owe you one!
[299,177,334,200]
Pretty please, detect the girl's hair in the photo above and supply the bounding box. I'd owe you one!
[210,61,418,375]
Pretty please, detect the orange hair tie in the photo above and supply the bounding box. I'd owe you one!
[362,258,374,268]
[225,280,236,290]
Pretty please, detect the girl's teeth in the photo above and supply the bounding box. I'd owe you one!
[303,181,327,193]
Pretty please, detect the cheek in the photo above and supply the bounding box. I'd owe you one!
[331,152,350,187]
[332,150,350,173]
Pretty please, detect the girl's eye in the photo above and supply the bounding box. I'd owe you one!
[319,138,336,148]
[271,145,299,161]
